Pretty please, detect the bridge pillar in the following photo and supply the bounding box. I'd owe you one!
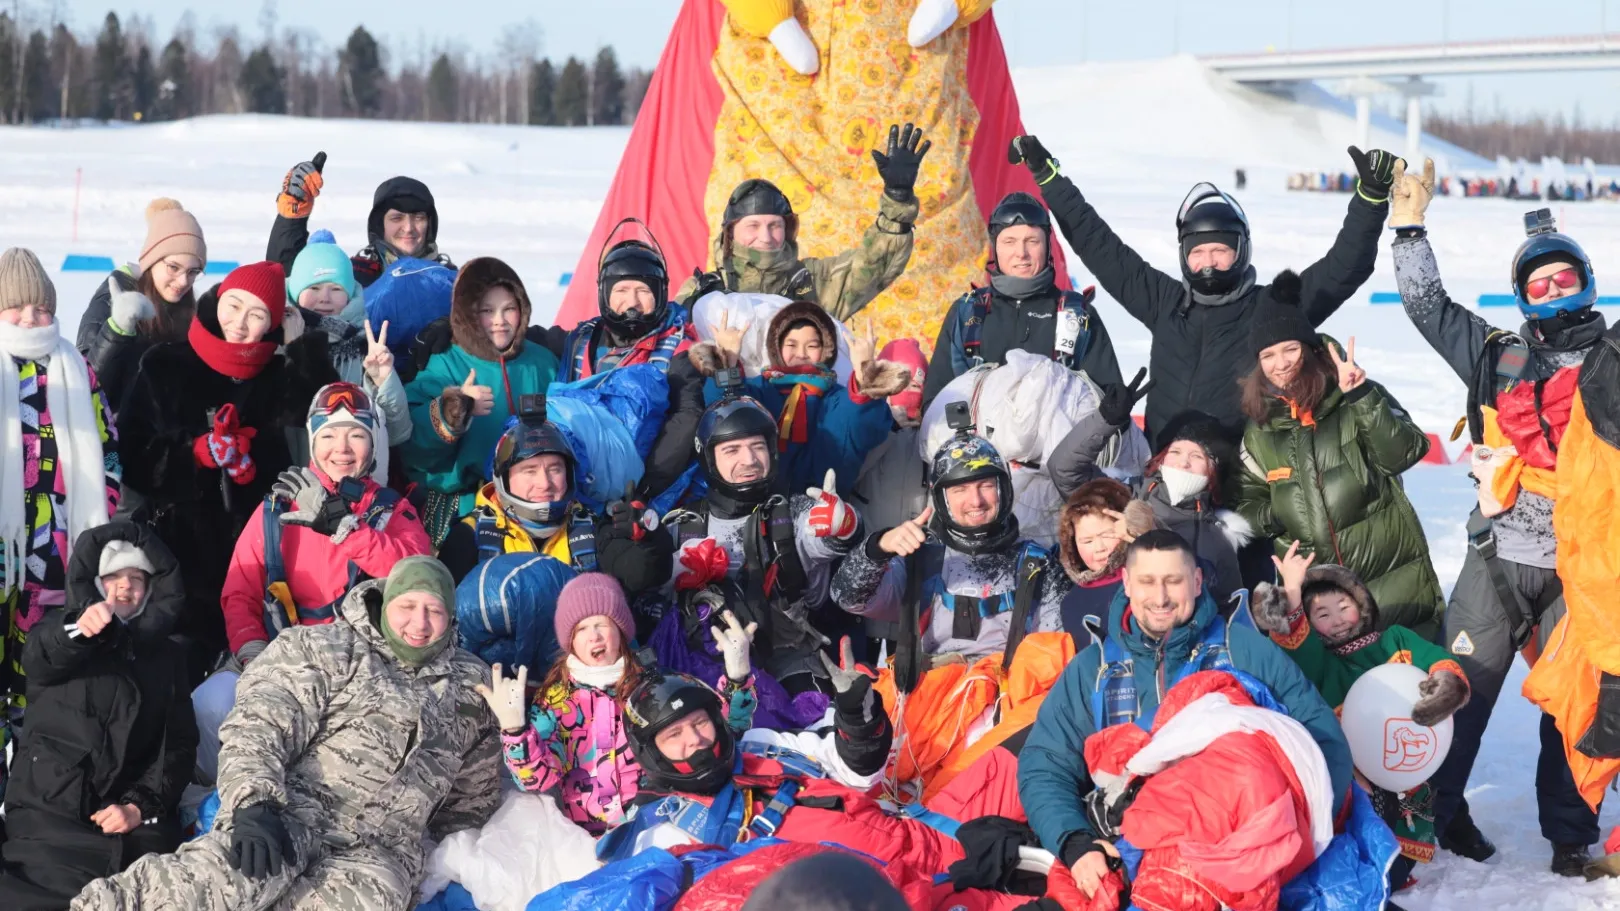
[1406,94,1422,161]
[1356,95,1371,151]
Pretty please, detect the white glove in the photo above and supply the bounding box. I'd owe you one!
[106,278,154,336]
[806,469,858,540]
[474,663,530,732]
[710,610,758,683]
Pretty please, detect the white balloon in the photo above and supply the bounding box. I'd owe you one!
[1339,662,1453,793]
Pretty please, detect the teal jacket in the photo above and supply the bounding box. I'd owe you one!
[1017,585,1353,856]
[403,342,559,515]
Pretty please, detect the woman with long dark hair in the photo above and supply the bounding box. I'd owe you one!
[1232,270,1444,639]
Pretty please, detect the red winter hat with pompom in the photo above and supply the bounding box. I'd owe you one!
[218,261,287,329]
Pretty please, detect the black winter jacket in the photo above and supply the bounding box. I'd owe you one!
[115,300,337,668]
[0,523,196,911]
[1038,175,1386,438]
[75,268,183,415]
[922,280,1124,411]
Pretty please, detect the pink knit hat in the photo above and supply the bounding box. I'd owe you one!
[554,573,635,655]
[138,198,207,274]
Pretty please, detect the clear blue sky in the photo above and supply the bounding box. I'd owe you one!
[46,0,1620,121]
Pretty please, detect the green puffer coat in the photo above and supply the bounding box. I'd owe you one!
[1235,378,1444,639]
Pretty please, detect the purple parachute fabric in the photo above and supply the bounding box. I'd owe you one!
[647,612,829,730]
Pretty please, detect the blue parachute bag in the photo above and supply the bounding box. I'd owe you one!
[549,364,670,456]
[541,367,669,512]
[187,790,221,840]
[526,839,787,911]
[416,884,479,911]
[364,257,456,358]
[456,553,576,671]
[1279,784,1398,911]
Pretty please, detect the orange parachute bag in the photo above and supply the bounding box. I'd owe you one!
[1523,385,1620,811]
[874,631,1075,803]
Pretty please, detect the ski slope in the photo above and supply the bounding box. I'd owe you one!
[2,53,1618,910]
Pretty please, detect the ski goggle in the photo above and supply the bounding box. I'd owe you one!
[1526,268,1581,300]
[309,383,374,421]
[1176,182,1249,231]
[990,196,1049,231]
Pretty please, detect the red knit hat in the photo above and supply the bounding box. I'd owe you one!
[218,261,287,329]
[554,573,635,655]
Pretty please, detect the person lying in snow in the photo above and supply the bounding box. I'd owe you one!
[476,572,757,835]
[71,557,501,911]
[1254,545,1469,899]
[0,523,194,911]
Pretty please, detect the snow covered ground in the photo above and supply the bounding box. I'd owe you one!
[2,52,1617,910]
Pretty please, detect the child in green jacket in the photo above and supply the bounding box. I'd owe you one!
[1254,542,1469,894]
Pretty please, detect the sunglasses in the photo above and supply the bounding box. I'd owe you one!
[1526,268,1581,300]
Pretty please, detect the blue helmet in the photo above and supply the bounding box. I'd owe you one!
[1512,210,1596,321]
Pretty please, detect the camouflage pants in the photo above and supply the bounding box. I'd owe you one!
[71,824,415,911]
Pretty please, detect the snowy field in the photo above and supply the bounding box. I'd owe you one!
[3,53,1618,910]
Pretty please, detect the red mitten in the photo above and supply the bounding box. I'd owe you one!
[806,469,857,539]
[676,539,730,591]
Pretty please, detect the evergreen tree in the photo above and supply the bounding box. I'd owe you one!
[22,30,50,122]
[554,56,587,127]
[528,58,554,125]
[155,37,191,120]
[623,66,653,122]
[426,53,457,122]
[590,46,624,126]
[238,44,286,114]
[341,26,382,117]
[91,12,130,120]
[132,43,157,119]
[0,13,17,124]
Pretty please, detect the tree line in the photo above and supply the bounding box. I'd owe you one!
[0,9,652,126]
[1427,108,1620,167]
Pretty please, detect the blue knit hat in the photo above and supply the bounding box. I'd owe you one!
[287,230,358,304]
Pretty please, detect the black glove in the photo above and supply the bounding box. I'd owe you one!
[1347,145,1398,203]
[682,268,726,307]
[229,804,295,880]
[408,317,455,381]
[1008,135,1060,185]
[1097,367,1154,428]
[595,487,675,597]
[948,816,1044,894]
[871,122,932,201]
[821,638,880,723]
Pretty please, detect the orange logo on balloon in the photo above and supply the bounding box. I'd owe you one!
[1384,718,1438,773]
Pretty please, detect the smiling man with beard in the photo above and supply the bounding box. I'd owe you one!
[1016,530,1351,903]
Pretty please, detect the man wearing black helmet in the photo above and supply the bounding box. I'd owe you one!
[664,381,865,692]
[437,400,674,593]
[831,414,1072,666]
[922,190,1124,409]
[268,152,455,287]
[1007,136,1393,441]
[676,123,932,321]
[1389,161,1604,875]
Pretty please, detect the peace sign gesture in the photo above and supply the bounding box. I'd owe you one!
[849,316,879,378]
[877,504,934,558]
[1328,337,1366,392]
[363,320,393,385]
[711,308,744,364]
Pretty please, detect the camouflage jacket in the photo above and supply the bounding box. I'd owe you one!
[679,192,919,321]
[217,578,501,857]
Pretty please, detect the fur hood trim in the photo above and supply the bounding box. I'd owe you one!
[767,300,839,369]
[449,257,529,362]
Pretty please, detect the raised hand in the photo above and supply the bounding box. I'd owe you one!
[461,368,495,417]
[877,505,933,557]
[1347,146,1398,204]
[1328,337,1366,392]
[277,151,327,219]
[106,277,154,336]
[273,467,347,536]
[710,610,759,683]
[474,662,531,733]
[1097,367,1154,428]
[806,469,859,540]
[363,320,394,385]
[820,636,879,722]
[849,316,878,379]
[1008,135,1059,185]
[1271,539,1317,595]
[75,601,117,638]
[1389,157,1436,230]
[871,122,932,201]
[711,308,744,363]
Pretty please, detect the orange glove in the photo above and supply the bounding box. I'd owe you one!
[277,152,327,219]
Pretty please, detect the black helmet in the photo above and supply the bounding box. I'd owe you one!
[928,430,1019,555]
[1176,182,1251,297]
[695,391,778,512]
[987,192,1052,273]
[489,404,577,527]
[597,218,671,341]
[623,669,736,795]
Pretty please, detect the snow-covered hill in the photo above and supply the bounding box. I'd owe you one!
[2,53,1617,910]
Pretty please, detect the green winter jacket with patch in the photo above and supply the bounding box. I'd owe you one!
[1234,379,1444,639]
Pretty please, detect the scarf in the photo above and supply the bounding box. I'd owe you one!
[988,265,1056,300]
[764,365,836,451]
[1159,465,1211,505]
[188,316,277,381]
[0,321,110,595]
[567,655,627,690]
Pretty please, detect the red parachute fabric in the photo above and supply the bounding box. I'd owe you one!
[556,2,1067,329]
[673,841,936,911]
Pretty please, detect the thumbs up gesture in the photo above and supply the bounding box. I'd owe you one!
[806,469,858,540]
[278,151,327,219]
[461,367,496,417]
[877,504,934,557]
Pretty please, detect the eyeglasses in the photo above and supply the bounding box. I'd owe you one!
[1526,268,1581,300]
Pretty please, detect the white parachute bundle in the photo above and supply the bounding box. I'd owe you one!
[419,790,601,911]
[918,350,1151,545]
[690,290,856,382]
